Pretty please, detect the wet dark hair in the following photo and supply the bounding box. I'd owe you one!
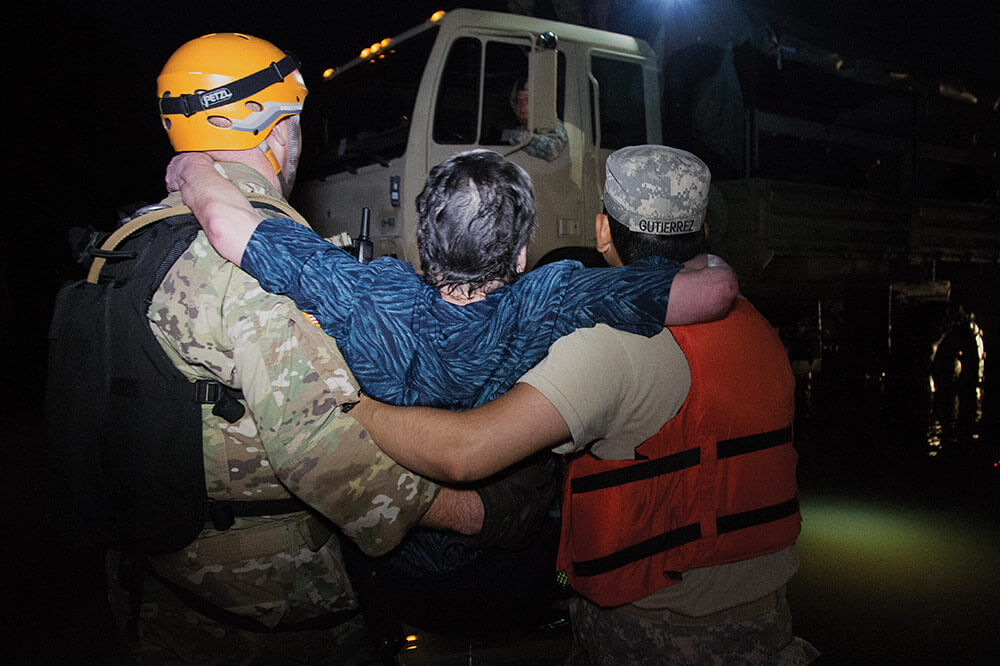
[606,208,705,265]
[416,150,535,296]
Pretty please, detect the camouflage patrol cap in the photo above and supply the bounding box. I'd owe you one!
[603,145,711,235]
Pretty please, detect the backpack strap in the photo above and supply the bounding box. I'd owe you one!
[84,195,312,537]
[87,205,193,283]
[204,497,309,531]
[86,195,310,284]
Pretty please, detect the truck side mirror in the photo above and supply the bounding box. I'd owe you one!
[530,32,559,133]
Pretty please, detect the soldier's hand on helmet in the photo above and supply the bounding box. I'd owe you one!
[165,152,217,192]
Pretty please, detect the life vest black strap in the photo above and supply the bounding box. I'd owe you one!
[569,426,793,495]
[717,426,793,459]
[569,448,700,494]
[570,495,800,578]
[573,523,701,578]
[158,54,300,118]
[716,497,800,535]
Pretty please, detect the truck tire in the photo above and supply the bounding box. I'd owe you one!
[887,302,985,457]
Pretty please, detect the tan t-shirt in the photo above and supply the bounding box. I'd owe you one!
[520,323,798,616]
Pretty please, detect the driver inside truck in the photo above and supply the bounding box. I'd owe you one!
[501,78,568,162]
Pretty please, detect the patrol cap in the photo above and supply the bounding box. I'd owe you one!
[603,145,711,235]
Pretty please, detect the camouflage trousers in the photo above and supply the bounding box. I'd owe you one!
[105,553,381,665]
[567,586,820,665]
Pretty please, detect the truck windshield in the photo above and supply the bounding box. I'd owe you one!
[301,26,439,177]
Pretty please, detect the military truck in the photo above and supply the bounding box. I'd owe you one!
[295,8,998,442]
[296,8,661,269]
[671,5,999,444]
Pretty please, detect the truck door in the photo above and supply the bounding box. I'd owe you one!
[427,33,582,269]
[586,49,663,211]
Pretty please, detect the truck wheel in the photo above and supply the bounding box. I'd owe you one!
[929,308,984,420]
[887,302,985,458]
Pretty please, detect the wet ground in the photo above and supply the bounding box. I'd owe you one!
[389,372,1000,664]
[781,380,1000,664]
[389,420,1000,664]
[8,371,999,664]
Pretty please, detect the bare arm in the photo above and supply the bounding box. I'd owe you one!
[664,253,738,325]
[351,383,571,483]
[165,153,260,266]
[419,487,483,534]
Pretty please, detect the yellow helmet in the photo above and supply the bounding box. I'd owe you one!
[157,33,308,152]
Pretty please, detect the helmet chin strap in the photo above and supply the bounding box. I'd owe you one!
[258,138,283,177]
[258,116,300,197]
[258,137,293,197]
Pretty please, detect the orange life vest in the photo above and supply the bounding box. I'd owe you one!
[557,298,801,607]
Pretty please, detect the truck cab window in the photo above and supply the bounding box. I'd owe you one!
[434,38,565,146]
[433,38,482,144]
[301,26,438,177]
[591,56,647,149]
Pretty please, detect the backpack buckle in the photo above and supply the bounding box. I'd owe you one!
[193,381,245,423]
[194,380,224,404]
[205,499,235,531]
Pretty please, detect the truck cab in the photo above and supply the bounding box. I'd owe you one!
[295,8,662,269]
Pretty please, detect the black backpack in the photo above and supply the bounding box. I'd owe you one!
[45,201,303,554]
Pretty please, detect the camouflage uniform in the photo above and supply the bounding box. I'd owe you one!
[567,587,819,665]
[504,119,569,162]
[105,162,438,664]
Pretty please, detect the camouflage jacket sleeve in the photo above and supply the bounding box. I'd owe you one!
[149,229,439,556]
[505,120,567,162]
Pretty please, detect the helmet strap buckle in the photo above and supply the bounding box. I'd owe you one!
[259,139,283,176]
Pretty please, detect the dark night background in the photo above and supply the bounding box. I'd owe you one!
[7,1,999,663]
[11,0,998,425]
